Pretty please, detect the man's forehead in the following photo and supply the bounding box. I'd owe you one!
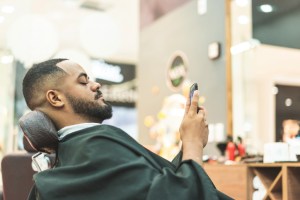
[56,60,86,75]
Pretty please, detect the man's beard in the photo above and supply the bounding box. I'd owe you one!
[65,93,113,123]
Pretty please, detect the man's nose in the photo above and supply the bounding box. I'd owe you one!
[91,81,101,91]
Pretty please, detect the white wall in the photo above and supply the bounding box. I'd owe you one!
[0,51,16,154]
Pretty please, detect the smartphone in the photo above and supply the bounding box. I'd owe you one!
[189,83,198,102]
[189,83,201,113]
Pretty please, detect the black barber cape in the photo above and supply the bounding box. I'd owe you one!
[31,125,233,200]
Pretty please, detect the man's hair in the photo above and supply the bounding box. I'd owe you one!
[22,58,68,110]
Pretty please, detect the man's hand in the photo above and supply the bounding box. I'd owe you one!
[179,90,209,166]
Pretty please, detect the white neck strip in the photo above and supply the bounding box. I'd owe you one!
[57,123,100,140]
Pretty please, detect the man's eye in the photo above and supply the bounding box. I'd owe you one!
[80,82,88,85]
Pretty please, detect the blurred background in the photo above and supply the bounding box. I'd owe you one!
[0,0,300,168]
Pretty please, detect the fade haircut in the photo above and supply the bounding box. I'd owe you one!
[22,58,68,110]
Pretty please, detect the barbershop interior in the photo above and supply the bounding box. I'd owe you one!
[1,0,300,199]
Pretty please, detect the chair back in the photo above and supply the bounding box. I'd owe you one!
[1,152,36,200]
[1,111,58,200]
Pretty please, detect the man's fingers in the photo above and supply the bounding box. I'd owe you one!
[189,90,199,115]
[184,94,191,115]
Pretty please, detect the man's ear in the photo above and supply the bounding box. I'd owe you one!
[46,90,64,108]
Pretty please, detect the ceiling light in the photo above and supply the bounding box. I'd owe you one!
[1,5,15,14]
[259,4,273,13]
[272,86,278,95]
[197,0,207,15]
[285,98,292,107]
[7,14,59,67]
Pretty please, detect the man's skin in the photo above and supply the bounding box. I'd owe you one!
[35,60,209,166]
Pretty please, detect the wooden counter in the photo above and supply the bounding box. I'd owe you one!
[203,163,300,200]
[203,164,248,200]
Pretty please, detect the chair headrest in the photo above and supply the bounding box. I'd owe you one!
[22,135,38,153]
[19,110,58,154]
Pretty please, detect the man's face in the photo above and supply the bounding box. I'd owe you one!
[57,60,112,122]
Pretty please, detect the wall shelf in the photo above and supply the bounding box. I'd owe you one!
[204,163,300,200]
[248,163,300,200]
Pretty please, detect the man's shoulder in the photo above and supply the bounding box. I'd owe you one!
[60,124,140,153]
[59,124,172,168]
[86,124,135,141]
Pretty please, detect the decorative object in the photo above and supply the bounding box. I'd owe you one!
[208,42,221,60]
[166,51,188,91]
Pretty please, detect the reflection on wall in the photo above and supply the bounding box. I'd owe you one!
[232,44,300,154]
[232,0,300,154]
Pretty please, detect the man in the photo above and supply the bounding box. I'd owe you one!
[22,58,232,200]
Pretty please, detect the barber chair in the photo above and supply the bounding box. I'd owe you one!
[1,152,35,200]
[1,111,58,200]
[19,110,58,154]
